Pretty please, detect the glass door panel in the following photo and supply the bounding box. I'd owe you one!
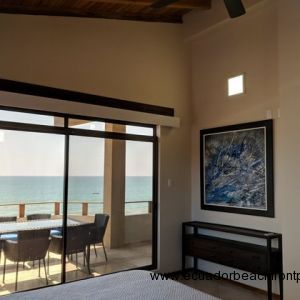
[66,134,155,282]
[125,140,153,267]
[0,129,65,294]
[66,135,104,282]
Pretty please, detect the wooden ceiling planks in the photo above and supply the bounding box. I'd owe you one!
[0,0,211,23]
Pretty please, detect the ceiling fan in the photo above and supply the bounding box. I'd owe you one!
[151,0,246,19]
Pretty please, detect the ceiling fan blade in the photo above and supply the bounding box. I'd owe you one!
[151,0,179,9]
[224,0,246,18]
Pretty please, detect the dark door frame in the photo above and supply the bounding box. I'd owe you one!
[0,83,161,290]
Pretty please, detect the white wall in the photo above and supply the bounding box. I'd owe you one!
[278,0,300,299]
[185,0,300,298]
[185,0,280,230]
[184,0,282,293]
[0,14,191,273]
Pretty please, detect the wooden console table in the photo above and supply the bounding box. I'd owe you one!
[182,222,283,300]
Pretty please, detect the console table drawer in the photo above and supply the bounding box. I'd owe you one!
[184,235,278,274]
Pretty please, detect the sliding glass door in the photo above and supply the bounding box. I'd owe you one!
[0,107,157,295]
[65,121,156,282]
[66,135,104,282]
[0,126,65,293]
[125,140,153,267]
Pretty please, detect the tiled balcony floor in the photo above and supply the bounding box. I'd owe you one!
[0,241,152,296]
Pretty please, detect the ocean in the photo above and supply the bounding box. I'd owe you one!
[0,176,152,217]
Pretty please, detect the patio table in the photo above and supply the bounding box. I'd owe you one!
[0,219,81,235]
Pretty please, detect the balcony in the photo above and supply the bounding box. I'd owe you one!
[0,202,152,296]
[0,110,155,296]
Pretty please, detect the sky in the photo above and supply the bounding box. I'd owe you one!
[0,110,153,176]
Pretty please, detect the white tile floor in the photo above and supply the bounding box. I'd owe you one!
[0,241,152,296]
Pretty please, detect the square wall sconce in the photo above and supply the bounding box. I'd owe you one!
[228,74,245,97]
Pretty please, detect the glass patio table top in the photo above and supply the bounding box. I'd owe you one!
[0,219,81,235]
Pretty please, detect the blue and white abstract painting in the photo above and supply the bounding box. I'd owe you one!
[204,127,267,210]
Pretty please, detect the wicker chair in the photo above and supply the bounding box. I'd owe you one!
[48,224,93,274]
[27,213,61,236]
[2,229,50,291]
[89,214,109,261]
[27,214,51,221]
[0,216,17,262]
[0,217,17,223]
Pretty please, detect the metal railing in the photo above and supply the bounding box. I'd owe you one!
[0,201,152,218]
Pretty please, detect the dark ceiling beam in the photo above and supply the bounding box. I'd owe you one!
[0,4,183,23]
[91,0,211,9]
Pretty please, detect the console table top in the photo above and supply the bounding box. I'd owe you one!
[183,221,282,239]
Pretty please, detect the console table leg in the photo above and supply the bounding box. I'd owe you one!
[279,274,283,300]
[266,238,273,300]
[182,223,186,273]
[278,236,283,300]
[267,274,272,300]
[193,257,198,270]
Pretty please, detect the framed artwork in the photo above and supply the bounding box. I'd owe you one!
[200,120,274,217]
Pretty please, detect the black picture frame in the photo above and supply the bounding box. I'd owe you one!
[200,120,274,217]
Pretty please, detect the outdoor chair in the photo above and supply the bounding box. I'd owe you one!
[48,224,93,274]
[27,213,61,236]
[2,229,50,291]
[0,216,17,262]
[26,213,60,268]
[89,214,109,261]
[27,214,51,221]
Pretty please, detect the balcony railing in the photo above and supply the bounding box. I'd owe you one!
[0,201,152,218]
